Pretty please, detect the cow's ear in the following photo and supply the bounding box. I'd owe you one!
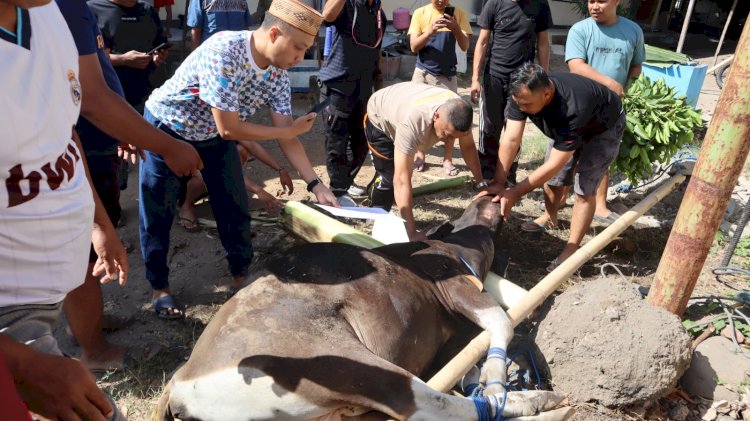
[426,221,454,240]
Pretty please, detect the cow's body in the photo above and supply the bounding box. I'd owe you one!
[157,198,569,421]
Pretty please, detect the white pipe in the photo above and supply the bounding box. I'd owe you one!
[712,0,739,66]
[676,0,697,53]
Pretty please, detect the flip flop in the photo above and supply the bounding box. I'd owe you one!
[521,219,557,233]
[177,217,200,233]
[443,162,460,176]
[593,212,621,226]
[153,294,186,320]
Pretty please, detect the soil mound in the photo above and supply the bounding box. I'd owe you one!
[534,277,692,406]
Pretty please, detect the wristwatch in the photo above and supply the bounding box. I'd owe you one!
[306,177,323,193]
[475,180,490,189]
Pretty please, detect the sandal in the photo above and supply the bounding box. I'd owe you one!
[152,294,185,320]
[521,219,557,233]
[178,217,200,233]
[443,162,460,176]
[593,212,621,226]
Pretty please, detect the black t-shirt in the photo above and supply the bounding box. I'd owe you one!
[318,0,386,86]
[506,72,623,151]
[478,0,552,78]
[87,0,165,106]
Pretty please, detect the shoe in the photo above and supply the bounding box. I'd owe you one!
[336,194,357,207]
[593,212,621,226]
[347,184,367,196]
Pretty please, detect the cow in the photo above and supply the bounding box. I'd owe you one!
[154,197,571,420]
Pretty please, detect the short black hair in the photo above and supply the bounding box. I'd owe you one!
[509,62,551,96]
[441,99,473,132]
[261,12,295,33]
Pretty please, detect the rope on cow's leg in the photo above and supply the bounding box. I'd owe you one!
[486,347,507,361]
[471,387,508,421]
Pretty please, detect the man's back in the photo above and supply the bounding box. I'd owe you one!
[187,0,252,42]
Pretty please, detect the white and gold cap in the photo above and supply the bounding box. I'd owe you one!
[268,0,324,37]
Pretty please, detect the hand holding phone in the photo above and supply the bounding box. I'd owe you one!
[444,6,455,17]
[147,42,171,55]
[307,97,332,115]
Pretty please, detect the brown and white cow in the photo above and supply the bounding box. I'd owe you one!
[154,197,570,420]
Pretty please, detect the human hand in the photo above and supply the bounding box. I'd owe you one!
[607,80,625,97]
[278,168,294,195]
[153,49,169,67]
[430,17,448,34]
[258,190,284,214]
[118,143,144,165]
[122,50,152,69]
[91,221,128,287]
[313,184,339,207]
[162,139,203,176]
[497,191,518,221]
[442,14,459,32]
[470,79,482,104]
[290,113,317,137]
[16,350,114,420]
[473,181,505,200]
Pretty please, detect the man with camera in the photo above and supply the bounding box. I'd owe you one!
[407,0,472,176]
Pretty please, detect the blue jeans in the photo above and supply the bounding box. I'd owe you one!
[139,109,253,290]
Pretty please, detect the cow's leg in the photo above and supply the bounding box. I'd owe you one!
[437,276,514,394]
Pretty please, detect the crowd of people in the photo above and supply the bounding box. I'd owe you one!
[0,0,642,418]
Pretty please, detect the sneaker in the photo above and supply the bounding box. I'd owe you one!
[336,194,357,207]
[347,184,367,196]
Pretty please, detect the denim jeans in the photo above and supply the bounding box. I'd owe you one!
[140,108,253,290]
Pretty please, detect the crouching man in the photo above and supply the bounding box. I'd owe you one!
[482,63,625,272]
[365,82,485,241]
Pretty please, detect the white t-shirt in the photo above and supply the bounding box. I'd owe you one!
[0,2,93,307]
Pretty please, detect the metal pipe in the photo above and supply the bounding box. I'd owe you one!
[712,0,739,66]
[648,19,750,315]
[427,174,686,392]
[676,0,697,53]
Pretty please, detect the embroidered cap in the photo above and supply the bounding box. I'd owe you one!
[268,0,324,37]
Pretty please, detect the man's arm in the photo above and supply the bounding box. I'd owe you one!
[457,132,484,183]
[470,28,491,103]
[77,53,203,176]
[322,0,346,22]
[269,112,338,206]
[0,333,113,421]
[191,28,203,51]
[393,149,421,240]
[568,58,624,96]
[536,30,550,71]
[212,108,315,142]
[487,118,526,191]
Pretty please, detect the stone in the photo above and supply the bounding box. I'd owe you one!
[681,336,750,401]
[670,403,691,421]
[534,277,692,407]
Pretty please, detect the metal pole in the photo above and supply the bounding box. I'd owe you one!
[712,0,739,66]
[648,20,750,316]
[676,0,697,53]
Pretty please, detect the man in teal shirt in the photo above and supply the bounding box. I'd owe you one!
[526,0,643,235]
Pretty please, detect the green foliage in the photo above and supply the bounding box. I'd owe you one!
[615,75,704,184]
[715,230,726,245]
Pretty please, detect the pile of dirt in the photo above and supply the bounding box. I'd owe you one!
[534,277,692,407]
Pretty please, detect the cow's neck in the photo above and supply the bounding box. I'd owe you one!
[445,225,494,280]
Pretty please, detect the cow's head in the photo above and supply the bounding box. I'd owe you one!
[426,196,503,279]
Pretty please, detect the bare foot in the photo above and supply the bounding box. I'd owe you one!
[533,214,557,229]
[442,160,459,176]
[80,343,128,373]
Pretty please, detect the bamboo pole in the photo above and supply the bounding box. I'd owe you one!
[282,201,385,249]
[648,20,750,315]
[412,175,470,197]
[712,0,739,66]
[427,174,686,392]
[676,0,696,53]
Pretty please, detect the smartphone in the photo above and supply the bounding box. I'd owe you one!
[307,97,331,115]
[444,6,455,17]
[146,42,171,55]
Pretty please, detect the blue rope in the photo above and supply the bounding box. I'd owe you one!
[487,347,507,360]
[472,396,491,421]
[459,255,480,278]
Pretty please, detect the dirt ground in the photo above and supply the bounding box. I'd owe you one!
[54,60,748,420]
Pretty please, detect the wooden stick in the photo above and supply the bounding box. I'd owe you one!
[426,174,686,392]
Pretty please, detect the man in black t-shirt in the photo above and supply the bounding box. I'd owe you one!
[88,0,167,111]
[471,0,551,182]
[319,0,386,206]
[482,63,625,272]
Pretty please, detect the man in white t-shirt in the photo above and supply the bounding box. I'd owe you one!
[364,82,485,240]
[140,0,337,319]
[0,0,127,418]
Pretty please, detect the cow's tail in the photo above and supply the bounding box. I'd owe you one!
[151,379,174,421]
